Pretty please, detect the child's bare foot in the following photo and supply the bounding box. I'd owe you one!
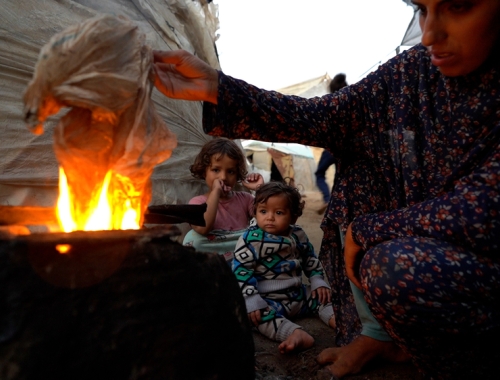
[278,329,314,354]
[328,315,336,329]
[316,335,410,378]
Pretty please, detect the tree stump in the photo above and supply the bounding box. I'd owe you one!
[0,228,255,380]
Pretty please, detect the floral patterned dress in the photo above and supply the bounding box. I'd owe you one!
[203,44,500,378]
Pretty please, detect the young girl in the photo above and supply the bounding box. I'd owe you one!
[233,181,335,354]
[183,137,263,263]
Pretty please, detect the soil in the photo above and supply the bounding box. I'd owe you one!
[252,191,424,380]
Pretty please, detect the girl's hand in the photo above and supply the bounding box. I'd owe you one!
[248,309,262,326]
[312,286,331,305]
[212,179,232,196]
[344,223,364,289]
[243,173,264,191]
[153,49,219,104]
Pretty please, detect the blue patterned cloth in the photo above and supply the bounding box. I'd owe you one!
[202,44,500,378]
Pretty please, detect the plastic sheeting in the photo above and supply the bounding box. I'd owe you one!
[278,73,332,98]
[242,140,317,193]
[400,0,420,47]
[0,0,220,208]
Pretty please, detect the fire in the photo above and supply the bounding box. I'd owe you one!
[56,167,141,232]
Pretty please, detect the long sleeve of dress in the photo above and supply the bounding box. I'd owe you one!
[203,44,500,257]
[351,137,500,254]
[203,70,369,159]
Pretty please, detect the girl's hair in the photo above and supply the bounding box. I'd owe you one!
[190,137,248,181]
[253,181,305,219]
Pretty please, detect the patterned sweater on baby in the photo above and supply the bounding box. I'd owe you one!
[232,223,330,313]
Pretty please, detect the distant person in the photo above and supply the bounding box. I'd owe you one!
[183,137,263,264]
[232,182,336,354]
[315,74,348,214]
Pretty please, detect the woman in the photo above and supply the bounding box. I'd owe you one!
[153,0,500,378]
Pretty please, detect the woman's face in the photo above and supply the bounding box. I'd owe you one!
[414,0,500,76]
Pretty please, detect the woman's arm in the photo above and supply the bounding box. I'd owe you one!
[351,140,500,255]
[202,72,359,152]
[152,49,375,153]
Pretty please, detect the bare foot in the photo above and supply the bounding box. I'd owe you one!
[328,316,336,329]
[278,329,315,354]
[316,335,410,378]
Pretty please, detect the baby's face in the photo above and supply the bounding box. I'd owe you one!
[255,195,293,236]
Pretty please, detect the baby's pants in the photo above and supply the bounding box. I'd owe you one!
[256,284,334,342]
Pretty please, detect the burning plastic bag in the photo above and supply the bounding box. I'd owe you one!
[23,14,177,231]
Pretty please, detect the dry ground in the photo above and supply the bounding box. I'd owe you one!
[252,190,423,380]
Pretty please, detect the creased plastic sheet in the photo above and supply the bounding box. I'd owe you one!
[23,14,178,223]
[0,0,220,208]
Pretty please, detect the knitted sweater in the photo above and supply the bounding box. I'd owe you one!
[233,223,330,313]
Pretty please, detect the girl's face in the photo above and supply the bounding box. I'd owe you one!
[204,154,239,193]
[255,195,295,236]
[414,0,500,76]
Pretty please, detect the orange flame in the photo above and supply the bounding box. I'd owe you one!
[56,167,140,232]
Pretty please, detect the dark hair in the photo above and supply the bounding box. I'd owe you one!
[190,137,248,181]
[253,181,305,219]
[329,73,348,93]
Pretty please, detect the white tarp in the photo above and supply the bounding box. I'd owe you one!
[0,0,220,208]
[242,140,317,193]
[277,73,332,98]
[400,0,420,47]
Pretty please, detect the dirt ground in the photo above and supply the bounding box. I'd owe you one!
[252,190,424,380]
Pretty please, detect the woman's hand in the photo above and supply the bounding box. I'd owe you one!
[344,222,364,289]
[242,173,264,191]
[152,49,219,104]
[311,286,331,305]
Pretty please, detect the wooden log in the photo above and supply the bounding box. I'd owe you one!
[0,230,255,380]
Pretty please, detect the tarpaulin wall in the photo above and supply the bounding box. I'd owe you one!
[0,0,220,207]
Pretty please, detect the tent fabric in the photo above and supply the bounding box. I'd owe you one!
[0,0,220,209]
[400,9,421,47]
[242,140,317,193]
[242,140,314,159]
[267,148,296,188]
[400,0,420,47]
[277,73,331,98]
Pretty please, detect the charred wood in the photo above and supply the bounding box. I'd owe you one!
[0,230,254,380]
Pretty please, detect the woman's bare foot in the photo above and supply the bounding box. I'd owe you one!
[316,335,410,378]
[278,329,315,354]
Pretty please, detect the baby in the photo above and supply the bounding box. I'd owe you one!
[233,181,335,353]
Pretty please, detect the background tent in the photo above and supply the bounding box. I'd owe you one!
[0,0,220,211]
[272,76,336,195]
[278,73,332,98]
[242,140,317,193]
[399,0,420,51]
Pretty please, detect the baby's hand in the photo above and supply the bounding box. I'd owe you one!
[312,286,331,305]
[243,173,264,191]
[248,309,262,326]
